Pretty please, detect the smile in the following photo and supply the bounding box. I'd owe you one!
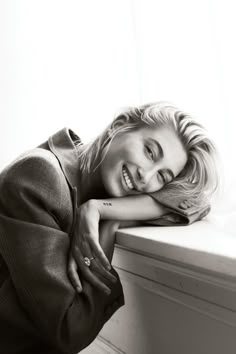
[122,166,134,190]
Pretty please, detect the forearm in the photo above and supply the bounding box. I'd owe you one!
[91,194,168,221]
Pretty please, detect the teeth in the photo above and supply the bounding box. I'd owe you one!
[122,167,134,190]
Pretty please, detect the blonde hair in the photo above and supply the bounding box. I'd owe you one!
[78,102,219,204]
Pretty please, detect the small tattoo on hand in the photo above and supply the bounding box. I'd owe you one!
[103,202,112,206]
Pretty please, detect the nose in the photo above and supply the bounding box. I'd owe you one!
[137,166,158,186]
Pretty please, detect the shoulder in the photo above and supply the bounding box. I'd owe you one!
[1,148,63,182]
[0,148,73,228]
[2,148,61,175]
[0,148,65,206]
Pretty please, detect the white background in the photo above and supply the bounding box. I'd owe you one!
[0,0,235,217]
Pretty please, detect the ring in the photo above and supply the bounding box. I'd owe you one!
[83,256,95,267]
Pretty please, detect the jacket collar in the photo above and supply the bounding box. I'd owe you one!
[47,127,83,193]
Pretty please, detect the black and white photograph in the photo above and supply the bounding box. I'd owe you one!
[0,1,235,353]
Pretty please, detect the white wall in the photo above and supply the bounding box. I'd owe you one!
[0,0,235,213]
[131,0,236,213]
[0,0,138,165]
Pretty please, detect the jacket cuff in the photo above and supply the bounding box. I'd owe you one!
[144,183,211,226]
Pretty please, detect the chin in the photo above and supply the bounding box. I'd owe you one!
[104,181,123,198]
[108,188,123,198]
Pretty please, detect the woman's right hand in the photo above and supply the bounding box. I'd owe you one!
[67,200,118,296]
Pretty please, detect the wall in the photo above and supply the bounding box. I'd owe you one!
[0,0,235,212]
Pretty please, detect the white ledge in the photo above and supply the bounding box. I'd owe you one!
[116,219,236,281]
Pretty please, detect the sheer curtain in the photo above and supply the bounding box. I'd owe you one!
[0,0,235,219]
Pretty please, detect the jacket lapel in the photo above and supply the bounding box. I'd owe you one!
[39,127,83,206]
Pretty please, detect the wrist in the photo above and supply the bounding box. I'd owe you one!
[88,199,101,219]
[79,199,101,223]
[89,199,114,220]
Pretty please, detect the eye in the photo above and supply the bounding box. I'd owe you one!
[145,146,154,160]
[159,172,170,184]
[159,172,166,184]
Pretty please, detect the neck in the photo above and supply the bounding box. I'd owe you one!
[80,170,108,204]
[78,146,108,203]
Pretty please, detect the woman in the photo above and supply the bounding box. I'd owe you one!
[0,102,218,353]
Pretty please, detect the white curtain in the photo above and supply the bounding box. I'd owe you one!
[0,0,235,215]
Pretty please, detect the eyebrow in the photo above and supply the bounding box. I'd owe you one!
[149,138,175,180]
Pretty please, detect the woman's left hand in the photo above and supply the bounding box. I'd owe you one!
[68,200,117,295]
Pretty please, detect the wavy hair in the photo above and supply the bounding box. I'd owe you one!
[78,102,219,204]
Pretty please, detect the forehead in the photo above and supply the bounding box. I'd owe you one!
[136,124,178,141]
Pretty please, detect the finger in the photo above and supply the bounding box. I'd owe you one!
[72,241,111,295]
[91,258,117,284]
[68,256,83,292]
[183,200,192,208]
[186,200,192,207]
[83,265,111,296]
[88,237,111,271]
[68,256,83,293]
[81,241,112,295]
[76,214,111,271]
[179,201,188,209]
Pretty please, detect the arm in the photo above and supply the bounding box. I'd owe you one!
[89,185,210,226]
[68,199,144,295]
[0,151,124,353]
[91,195,169,221]
[68,194,167,277]
[68,194,166,292]
[69,188,204,293]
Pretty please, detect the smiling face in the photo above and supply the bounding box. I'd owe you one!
[98,124,188,197]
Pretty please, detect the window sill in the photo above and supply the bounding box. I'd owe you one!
[112,218,236,312]
[115,218,236,281]
[94,218,236,354]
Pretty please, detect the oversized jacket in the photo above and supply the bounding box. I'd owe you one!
[0,128,210,354]
[0,128,125,354]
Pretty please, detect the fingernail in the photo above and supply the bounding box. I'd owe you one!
[106,265,111,271]
[76,286,82,293]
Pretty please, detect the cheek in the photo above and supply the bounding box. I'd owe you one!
[103,140,144,175]
[126,142,144,163]
[146,179,162,193]
[102,154,121,180]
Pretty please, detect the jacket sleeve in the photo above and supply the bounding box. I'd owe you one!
[0,149,124,354]
[142,184,211,226]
